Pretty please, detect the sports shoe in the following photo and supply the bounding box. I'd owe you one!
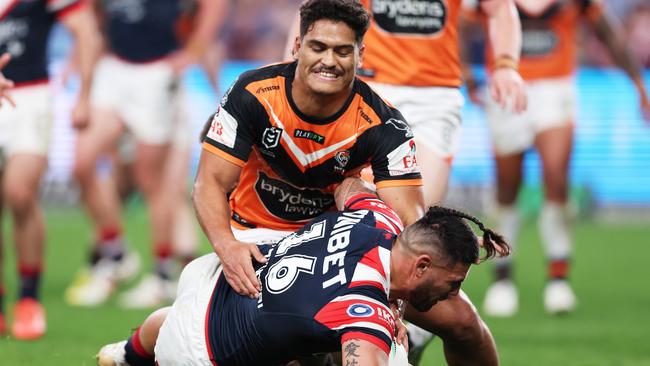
[118,274,176,309]
[97,340,128,366]
[0,313,7,336]
[483,280,518,317]
[12,298,46,340]
[544,280,576,314]
[65,252,140,307]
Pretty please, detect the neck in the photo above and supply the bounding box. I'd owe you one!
[388,246,410,301]
[291,78,352,120]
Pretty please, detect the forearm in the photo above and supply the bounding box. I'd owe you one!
[184,0,228,60]
[192,178,236,255]
[593,15,646,96]
[485,0,521,62]
[376,185,425,226]
[66,11,101,100]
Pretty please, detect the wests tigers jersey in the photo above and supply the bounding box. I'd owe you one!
[202,62,422,231]
[206,194,403,366]
[359,0,468,87]
[483,0,604,80]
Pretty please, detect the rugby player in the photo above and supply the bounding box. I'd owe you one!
[286,0,526,362]
[64,0,226,309]
[96,177,509,366]
[0,0,98,340]
[465,0,650,317]
[0,53,14,107]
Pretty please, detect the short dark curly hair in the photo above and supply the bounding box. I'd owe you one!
[299,0,370,44]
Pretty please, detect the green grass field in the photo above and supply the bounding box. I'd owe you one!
[1,205,649,365]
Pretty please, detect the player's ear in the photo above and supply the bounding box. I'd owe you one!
[415,255,432,278]
[357,43,365,68]
[292,36,301,60]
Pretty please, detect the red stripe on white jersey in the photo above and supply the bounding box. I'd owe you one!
[314,295,395,341]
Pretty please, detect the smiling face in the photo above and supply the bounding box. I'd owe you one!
[293,19,363,98]
[408,260,470,312]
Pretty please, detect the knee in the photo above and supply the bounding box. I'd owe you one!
[72,157,95,183]
[5,185,38,217]
[440,298,487,345]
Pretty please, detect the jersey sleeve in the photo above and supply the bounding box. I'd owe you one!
[314,294,395,356]
[47,0,84,19]
[364,113,422,189]
[202,76,265,167]
[344,194,404,235]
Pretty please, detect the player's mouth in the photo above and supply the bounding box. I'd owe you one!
[312,68,342,81]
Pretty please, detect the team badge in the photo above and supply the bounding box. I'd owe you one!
[334,150,351,174]
[262,127,283,149]
[347,304,374,318]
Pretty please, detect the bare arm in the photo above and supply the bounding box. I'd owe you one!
[168,0,228,73]
[192,149,267,298]
[0,53,15,108]
[61,5,101,129]
[482,0,527,113]
[589,9,650,122]
[376,185,425,226]
[341,338,388,366]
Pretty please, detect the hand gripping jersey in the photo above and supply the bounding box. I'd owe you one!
[202,62,422,231]
[205,194,404,366]
[99,0,184,62]
[359,0,471,87]
[483,0,604,80]
[0,0,83,85]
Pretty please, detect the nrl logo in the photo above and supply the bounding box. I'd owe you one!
[262,126,283,149]
[386,118,414,138]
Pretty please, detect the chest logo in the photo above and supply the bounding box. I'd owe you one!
[262,126,283,149]
[294,129,325,145]
[372,0,447,36]
[334,150,351,174]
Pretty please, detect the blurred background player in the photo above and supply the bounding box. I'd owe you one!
[64,0,226,309]
[96,177,508,366]
[0,53,14,107]
[285,0,525,363]
[0,0,98,339]
[464,0,650,317]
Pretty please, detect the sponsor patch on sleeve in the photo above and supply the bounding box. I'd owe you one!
[386,139,419,176]
[206,107,238,149]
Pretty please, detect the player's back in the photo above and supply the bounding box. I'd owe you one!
[206,204,401,365]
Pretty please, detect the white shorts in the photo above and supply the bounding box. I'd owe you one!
[155,228,290,364]
[91,56,188,145]
[155,254,221,366]
[486,76,576,156]
[0,85,52,164]
[368,82,464,159]
[232,227,292,245]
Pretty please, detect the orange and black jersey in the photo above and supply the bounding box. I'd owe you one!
[202,62,422,231]
[481,0,604,80]
[359,0,485,87]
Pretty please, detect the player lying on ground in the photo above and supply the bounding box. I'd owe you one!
[97,178,509,366]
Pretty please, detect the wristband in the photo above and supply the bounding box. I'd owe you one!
[495,55,519,71]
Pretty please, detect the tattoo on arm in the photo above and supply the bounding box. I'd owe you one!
[344,341,360,366]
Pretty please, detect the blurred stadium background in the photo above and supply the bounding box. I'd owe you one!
[2,0,650,364]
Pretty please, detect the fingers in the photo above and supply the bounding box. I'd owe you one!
[0,53,11,69]
[222,261,260,299]
[250,244,268,264]
[240,258,262,298]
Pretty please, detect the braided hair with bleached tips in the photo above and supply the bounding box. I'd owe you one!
[399,206,510,265]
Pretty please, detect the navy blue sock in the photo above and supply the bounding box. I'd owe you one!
[124,328,155,366]
[18,263,41,300]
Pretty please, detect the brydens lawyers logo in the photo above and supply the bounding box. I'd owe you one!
[262,127,283,149]
[347,304,374,318]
